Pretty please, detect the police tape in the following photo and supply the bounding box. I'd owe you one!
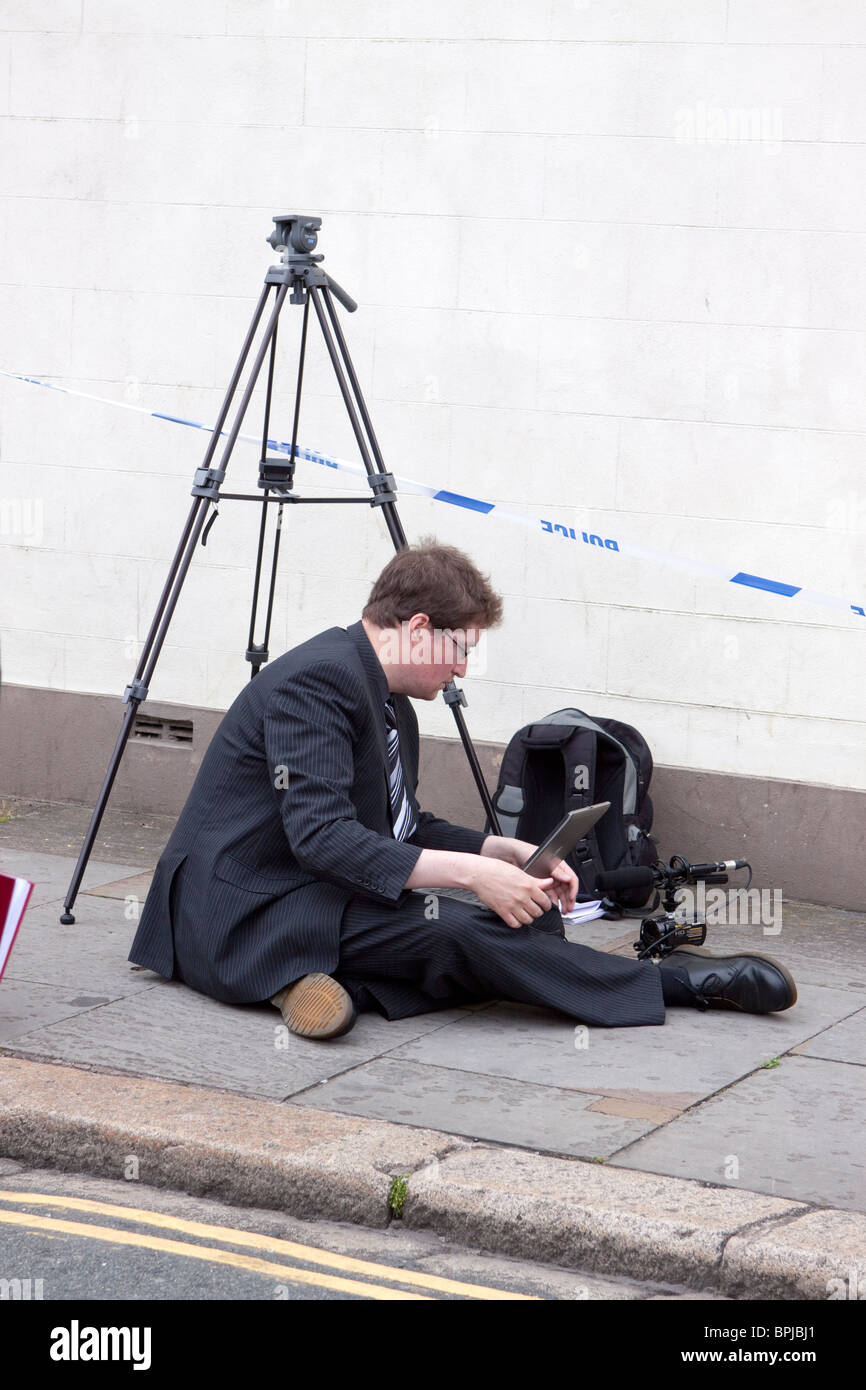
[1,369,862,621]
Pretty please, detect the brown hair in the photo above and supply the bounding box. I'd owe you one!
[363,538,503,630]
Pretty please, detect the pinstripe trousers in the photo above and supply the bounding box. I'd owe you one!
[331,891,666,1027]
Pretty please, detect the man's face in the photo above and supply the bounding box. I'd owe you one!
[395,615,484,699]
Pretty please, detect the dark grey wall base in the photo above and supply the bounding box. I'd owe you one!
[0,684,225,820]
[1,684,863,912]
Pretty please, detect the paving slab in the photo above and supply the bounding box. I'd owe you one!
[2,895,161,996]
[0,849,144,910]
[6,976,483,1101]
[384,983,859,1108]
[293,1057,657,1157]
[83,871,155,901]
[563,917,640,953]
[0,979,123,1044]
[791,1007,866,1066]
[609,1055,866,1211]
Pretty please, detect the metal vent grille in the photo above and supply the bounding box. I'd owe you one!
[132,715,194,746]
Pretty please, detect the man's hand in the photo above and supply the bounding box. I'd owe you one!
[467,857,560,930]
[480,835,579,916]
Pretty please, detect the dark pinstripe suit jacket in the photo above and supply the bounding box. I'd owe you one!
[128,620,487,1002]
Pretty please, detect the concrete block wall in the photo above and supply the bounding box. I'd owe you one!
[1,2,864,816]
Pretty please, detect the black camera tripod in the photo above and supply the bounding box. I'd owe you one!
[60,214,502,923]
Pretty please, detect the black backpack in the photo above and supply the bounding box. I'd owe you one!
[488,708,656,906]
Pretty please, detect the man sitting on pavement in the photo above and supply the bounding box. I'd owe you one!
[129,539,797,1038]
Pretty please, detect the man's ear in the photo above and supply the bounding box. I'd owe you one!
[408,612,430,639]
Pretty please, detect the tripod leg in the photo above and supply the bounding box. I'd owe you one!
[248,292,312,677]
[134,284,273,688]
[247,487,273,679]
[320,286,392,492]
[59,503,209,923]
[61,283,289,922]
[246,318,282,677]
[439,695,501,832]
[307,287,407,551]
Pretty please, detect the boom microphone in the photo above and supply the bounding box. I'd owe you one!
[595,856,752,905]
[595,866,655,896]
[593,852,756,959]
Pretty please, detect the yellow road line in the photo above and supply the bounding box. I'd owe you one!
[0,1190,538,1300]
[0,1209,430,1300]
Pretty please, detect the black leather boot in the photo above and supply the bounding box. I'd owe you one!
[658,946,797,1014]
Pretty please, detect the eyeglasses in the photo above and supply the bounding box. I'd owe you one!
[441,628,475,664]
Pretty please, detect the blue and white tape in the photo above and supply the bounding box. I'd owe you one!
[2,369,862,620]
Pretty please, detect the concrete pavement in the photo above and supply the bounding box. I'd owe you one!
[1,797,864,1299]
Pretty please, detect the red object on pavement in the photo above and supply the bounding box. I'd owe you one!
[0,872,34,980]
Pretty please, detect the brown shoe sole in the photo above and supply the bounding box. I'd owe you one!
[669,945,798,1011]
[274,974,357,1039]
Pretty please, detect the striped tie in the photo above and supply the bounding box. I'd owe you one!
[384,698,417,842]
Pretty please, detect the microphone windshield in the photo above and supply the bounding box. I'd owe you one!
[595,866,655,896]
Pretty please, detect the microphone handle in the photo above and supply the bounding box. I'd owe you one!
[689,859,748,876]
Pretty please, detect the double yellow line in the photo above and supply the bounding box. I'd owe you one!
[0,1190,538,1300]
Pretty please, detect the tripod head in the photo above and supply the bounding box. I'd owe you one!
[268,215,322,258]
[267,214,357,312]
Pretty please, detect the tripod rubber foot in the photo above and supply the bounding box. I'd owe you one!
[60,912,75,925]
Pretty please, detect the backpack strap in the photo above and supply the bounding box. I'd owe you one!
[492,783,524,839]
[489,733,531,837]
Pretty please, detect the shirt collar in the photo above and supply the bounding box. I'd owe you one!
[346,619,391,706]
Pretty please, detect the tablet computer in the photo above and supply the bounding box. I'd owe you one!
[412,801,612,908]
[522,802,611,877]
